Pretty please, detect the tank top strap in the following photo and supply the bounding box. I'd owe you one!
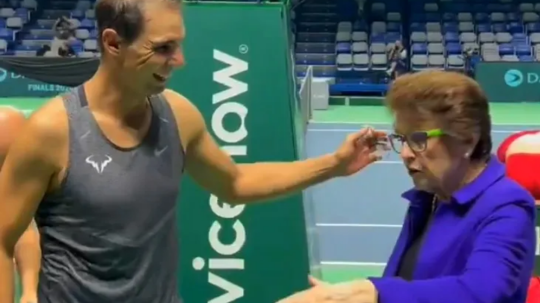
[148,92,185,168]
[61,86,85,116]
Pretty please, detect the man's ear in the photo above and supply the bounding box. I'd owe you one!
[101,28,121,57]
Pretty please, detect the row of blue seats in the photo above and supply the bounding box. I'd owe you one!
[411,22,540,33]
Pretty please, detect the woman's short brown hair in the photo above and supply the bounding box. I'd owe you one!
[385,70,492,161]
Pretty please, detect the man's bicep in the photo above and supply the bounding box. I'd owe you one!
[0,119,57,250]
[164,89,240,199]
[185,129,239,200]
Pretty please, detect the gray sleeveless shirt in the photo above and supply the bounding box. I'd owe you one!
[35,86,184,303]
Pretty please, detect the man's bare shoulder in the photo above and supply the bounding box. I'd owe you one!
[161,89,206,146]
[162,89,200,114]
[24,96,68,146]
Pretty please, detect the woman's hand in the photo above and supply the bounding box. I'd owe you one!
[277,279,378,303]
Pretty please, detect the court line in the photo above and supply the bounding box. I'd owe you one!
[311,121,540,126]
[321,261,387,267]
[317,223,402,228]
[308,129,523,134]
[373,161,400,164]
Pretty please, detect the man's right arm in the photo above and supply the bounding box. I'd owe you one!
[0,103,63,302]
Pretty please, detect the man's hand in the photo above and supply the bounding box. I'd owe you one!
[277,280,378,303]
[332,127,387,177]
[19,292,37,303]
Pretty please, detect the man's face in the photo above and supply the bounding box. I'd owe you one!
[109,3,186,96]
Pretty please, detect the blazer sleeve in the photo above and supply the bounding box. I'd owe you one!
[368,203,535,303]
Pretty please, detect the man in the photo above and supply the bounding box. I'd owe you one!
[0,108,41,303]
[0,0,385,302]
[51,16,76,57]
[386,40,406,78]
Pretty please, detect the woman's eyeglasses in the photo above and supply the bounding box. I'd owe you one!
[388,129,445,154]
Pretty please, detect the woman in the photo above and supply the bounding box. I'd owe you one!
[279,70,537,303]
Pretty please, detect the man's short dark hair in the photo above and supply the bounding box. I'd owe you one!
[95,0,179,49]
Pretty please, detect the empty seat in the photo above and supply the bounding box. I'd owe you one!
[428,55,445,68]
[352,42,368,53]
[519,3,535,12]
[411,32,427,43]
[0,39,6,51]
[75,29,90,40]
[387,22,400,32]
[336,42,352,53]
[477,23,492,33]
[523,12,540,23]
[411,55,428,69]
[387,12,401,21]
[78,51,95,57]
[20,0,38,9]
[479,32,495,43]
[0,8,15,18]
[495,32,512,43]
[370,54,387,69]
[370,42,386,53]
[336,54,353,70]
[458,22,474,32]
[352,54,369,70]
[530,32,540,44]
[336,32,351,42]
[427,32,443,42]
[516,45,531,56]
[84,39,97,51]
[6,17,22,28]
[447,55,464,68]
[371,21,386,33]
[352,31,367,41]
[460,32,477,43]
[457,13,472,21]
[428,43,444,54]
[483,53,501,61]
[426,22,441,32]
[424,3,439,12]
[499,43,514,55]
[490,12,506,22]
[85,9,95,19]
[502,55,519,61]
[446,43,462,54]
[412,43,428,54]
[444,32,459,43]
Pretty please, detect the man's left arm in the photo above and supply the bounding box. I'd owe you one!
[164,90,381,204]
[14,221,40,301]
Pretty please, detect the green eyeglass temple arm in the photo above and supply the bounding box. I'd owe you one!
[426,129,444,138]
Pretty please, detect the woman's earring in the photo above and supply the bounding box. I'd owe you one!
[464,151,471,158]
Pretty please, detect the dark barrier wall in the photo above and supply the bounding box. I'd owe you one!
[0,68,71,97]
[475,62,540,103]
[0,57,98,97]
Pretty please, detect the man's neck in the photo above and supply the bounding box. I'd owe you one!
[85,64,148,120]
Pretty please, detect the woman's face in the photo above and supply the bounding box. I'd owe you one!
[392,111,475,195]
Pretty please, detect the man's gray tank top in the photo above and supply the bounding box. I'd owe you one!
[35,86,184,303]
